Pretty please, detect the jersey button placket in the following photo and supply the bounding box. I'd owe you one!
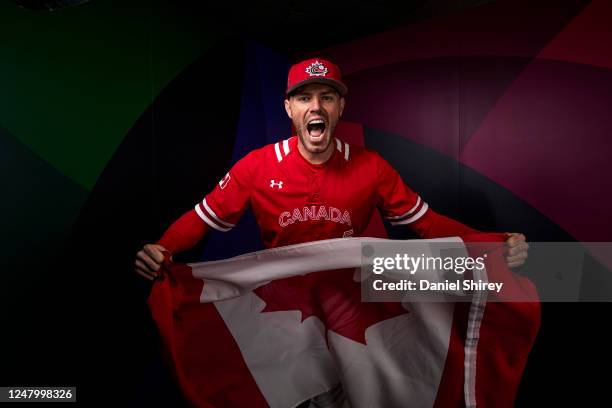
[308,171,322,203]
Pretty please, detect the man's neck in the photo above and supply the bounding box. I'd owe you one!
[297,140,334,165]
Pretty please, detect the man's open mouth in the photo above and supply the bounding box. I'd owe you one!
[306,119,326,139]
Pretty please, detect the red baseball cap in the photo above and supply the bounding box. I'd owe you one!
[286,58,348,97]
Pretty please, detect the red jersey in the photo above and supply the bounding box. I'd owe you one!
[195,136,429,249]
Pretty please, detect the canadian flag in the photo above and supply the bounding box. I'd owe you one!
[148,234,540,407]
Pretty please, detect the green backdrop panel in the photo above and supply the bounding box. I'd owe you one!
[0,0,222,189]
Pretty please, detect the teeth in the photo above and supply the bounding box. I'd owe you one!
[308,119,325,125]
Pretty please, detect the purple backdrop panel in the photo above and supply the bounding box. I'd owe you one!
[461,58,612,241]
[202,43,290,260]
[308,0,588,74]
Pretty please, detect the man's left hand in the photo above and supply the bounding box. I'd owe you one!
[505,233,529,268]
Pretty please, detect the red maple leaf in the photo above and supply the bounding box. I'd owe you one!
[253,268,408,345]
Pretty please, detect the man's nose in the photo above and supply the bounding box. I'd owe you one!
[309,97,322,112]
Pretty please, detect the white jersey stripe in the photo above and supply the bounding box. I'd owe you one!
[386,196,422,220]
[344,142,350,161]
[203,198,235,228]
[464,264,488,407]
[390,202,429,225]
[283,139,290,156]
[335,138,342,152]
[274,143,283,162]
[195,203,231,232]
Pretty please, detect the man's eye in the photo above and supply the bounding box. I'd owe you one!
[322,96,333,101]
[299,96,309,102]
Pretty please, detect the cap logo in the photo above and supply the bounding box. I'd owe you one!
[305,60,328,77]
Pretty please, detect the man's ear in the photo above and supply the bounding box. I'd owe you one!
[284,98,293,119]
[339,96,346,117]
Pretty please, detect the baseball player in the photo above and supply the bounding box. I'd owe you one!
[135,57,528,280]
[136,57,529,407]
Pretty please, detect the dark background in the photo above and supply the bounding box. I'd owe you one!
[1,0,611,405]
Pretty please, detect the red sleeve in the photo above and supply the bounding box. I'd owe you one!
[194,151,255,232]
[409,208,479,238]
[375,152,479,238]
[376,152,429,225]
[157,209,209,254]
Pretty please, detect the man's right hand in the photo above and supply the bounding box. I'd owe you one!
[135,244,167,280]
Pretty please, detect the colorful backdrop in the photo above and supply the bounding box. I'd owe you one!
[1,0,611,405]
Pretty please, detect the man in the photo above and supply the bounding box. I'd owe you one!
[135,57,528,279]
[137,57,530,407]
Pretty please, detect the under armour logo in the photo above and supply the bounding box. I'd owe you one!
[270,179,284,189]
